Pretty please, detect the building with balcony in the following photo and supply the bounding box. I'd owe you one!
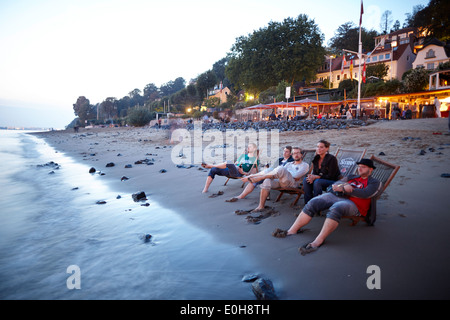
[315,28,418,88]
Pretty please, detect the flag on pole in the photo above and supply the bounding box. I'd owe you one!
[360,0,364,27]
[362,60,366,83]
[341,55,346,75]
[350,60,354,80]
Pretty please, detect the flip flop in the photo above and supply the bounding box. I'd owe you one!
[271,228,288,238]
[208,191,224,198]
[245,216,261,224]
[235,209,252,215]
[299,242,322,256]
[225,197,239,202]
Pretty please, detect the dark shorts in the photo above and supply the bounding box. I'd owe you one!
[208,164,243,179]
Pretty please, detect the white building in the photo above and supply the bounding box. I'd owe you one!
[412,38,450,71]
[316,27,417,88]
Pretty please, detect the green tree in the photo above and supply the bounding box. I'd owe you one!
[73,96,92,126]
[328,22,377,55]
[212,57,231,88]
[226,14,325,93]
[100,97,117,120]
[391,20,401,33]
[366,63,389,79]
[117,96,131,117]
[160,77,186,97]
[196,70,217,100]
[129,89,144,107]
[143,83,160,103]
[127,106,153,126]
[403,67,429,92]
[380,10,393,35]
[403,5,425,28]
[411,0,450,41]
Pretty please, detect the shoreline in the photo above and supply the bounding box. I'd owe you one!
[31,118,450,299]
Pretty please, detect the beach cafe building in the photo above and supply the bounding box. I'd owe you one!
[237,87,450,121]
[236,98,380,121]
[376,87,450,118]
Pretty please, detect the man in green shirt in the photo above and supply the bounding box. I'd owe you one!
[201,143,259,193]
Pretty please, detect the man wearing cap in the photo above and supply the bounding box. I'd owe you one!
[273,158,382,255]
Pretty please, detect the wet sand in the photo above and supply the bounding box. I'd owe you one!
[32,118,450,299]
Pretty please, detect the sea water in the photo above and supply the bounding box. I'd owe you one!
[0,130,258,300]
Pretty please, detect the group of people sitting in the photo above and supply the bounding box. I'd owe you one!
[201,140,383,255]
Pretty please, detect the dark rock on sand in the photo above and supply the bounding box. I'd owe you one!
[124,164,132,168]
[186,118,374,133]
[37,161,60,169]
[121,176,129,181]
[132,191,147,202]
[252,278,278,300]
[96,200,107,205]
[106,162,115,167]
[159,169,167,173]
[242,274,259,282]
[89,167,96,173]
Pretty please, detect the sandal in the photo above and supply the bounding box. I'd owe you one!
[272,228,288,238]
[299,242,322,256]
[235,209,252,215]
[225,197,239,202]
[208,191,224,198]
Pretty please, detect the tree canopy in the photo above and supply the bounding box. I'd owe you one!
[226,14,325,93]
[410,0,450,41]
[328,22,377,55]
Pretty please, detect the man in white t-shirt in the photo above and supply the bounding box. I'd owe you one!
[241,147,309,212]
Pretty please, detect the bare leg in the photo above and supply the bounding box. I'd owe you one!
[309,218,338,247]
[254,188,270,210]
[236,183,255,199]
[202,176,213,193]
[203,162,227,169]
[287,211,312,235]
[244,172,275,183]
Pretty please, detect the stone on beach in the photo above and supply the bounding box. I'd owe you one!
[186,118,372,132]
[132,191,147,202]
[251,278,278,300]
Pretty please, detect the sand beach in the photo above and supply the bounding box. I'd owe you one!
[31,118,450,300]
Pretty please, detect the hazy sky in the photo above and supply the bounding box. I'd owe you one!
[0,0,429,128]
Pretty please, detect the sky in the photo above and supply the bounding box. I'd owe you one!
[0,0,430,129]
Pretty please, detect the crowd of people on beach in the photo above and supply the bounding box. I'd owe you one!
[201,140,383,255]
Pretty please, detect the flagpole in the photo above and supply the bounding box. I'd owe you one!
[357,0,364,118]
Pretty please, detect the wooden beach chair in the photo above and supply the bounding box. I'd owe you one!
[343,155,400,226]
[334,148,366,178]
[272,149,316,207]
[224,150,260,188]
